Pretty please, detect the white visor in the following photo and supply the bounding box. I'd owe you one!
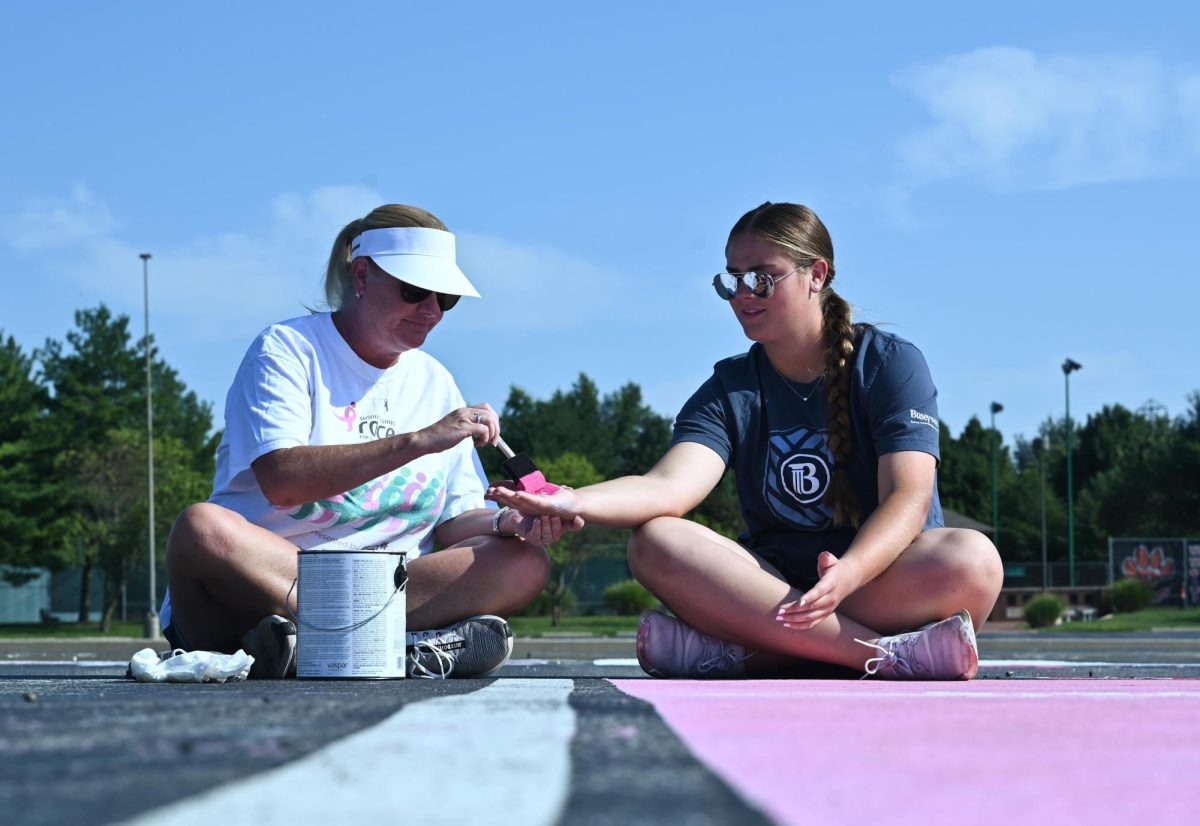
[350,227,480,298]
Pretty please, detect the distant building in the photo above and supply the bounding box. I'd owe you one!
[943,508,993,535]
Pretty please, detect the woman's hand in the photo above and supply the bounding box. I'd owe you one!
[487,481,583,520]
[776,552,862,630]
[418,403,499,453]
[502,508,585,546]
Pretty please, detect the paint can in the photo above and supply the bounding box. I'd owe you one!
[294,549,407,679]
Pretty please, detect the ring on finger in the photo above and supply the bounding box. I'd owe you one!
[473,411,483,424]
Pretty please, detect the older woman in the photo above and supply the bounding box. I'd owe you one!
[162,204,576,678]
[490,202,1002,680]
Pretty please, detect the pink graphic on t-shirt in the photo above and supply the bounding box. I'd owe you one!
[333,401,357,431]
[363,479,387,511]
[281,468,448,536]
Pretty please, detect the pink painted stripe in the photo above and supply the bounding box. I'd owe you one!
[613,679,1200,825]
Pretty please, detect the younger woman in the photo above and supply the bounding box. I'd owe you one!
[489,202,1002,679]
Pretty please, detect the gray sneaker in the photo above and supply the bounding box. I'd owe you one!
[857,609,979,680]
[240,614,297,679]
[636,609,755,678]
[406,615,513,679]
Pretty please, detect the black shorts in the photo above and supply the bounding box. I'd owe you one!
[742,530,856,591]
[162,621,193,651]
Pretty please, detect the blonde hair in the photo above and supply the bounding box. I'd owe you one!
[323,204,448,309]
[730,202,862,528]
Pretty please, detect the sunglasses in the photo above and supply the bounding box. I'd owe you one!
[712,266,807,301]
[398,281,461,312]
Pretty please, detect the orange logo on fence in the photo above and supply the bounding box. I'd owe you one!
[1121,544,1176,581]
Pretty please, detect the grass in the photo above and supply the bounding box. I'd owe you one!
[1035,606,1200,633]
[12,606,1193,638]
[508,615,641,637]
[0,616,643,639]
[0,620,145,639]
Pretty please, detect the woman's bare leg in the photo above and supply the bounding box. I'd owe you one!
[627,518,1002,674]
[628,517,882,671]
[839,528,1003,635]
[166,502,549,653]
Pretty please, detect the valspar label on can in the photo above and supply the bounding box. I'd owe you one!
[295,549,407,679]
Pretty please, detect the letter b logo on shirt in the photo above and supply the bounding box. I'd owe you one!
[780,452,830,504]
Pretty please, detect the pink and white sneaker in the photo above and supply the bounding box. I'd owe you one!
[856,609,979,680]
[636,609,756,678]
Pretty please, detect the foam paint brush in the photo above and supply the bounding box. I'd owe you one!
[495,437,560,495]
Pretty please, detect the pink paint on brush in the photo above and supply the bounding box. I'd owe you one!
[496,437,560,494]
[613,679,1200,825]
[515,471,560,495]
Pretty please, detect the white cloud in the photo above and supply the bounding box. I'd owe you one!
[3,184,644,341]
[1179,75,1200,149]
[452,232,629,331]
[893,47,1200,191]
[3,183,117,250]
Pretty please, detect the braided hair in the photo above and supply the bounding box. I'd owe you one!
[730,202,862,527]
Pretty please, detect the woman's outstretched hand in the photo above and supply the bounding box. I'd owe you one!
[503,510,585,546]
[775,551,862,630]
[487,480,583,521]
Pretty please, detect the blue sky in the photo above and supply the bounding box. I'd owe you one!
[2,2,1197,452]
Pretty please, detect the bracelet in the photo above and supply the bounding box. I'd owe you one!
[491,506,517,538]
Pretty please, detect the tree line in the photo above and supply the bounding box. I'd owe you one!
[939,401,1200,567]
[1,307,216,628]
[3,305,1197,627]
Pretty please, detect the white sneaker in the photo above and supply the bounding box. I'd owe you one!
[240,615,297,679]
[406,615,513,679]
[857,609,979,680]
[636,609,755,678]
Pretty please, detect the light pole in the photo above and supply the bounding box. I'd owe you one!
[1033,437,1048,589]
[141,253,160,640]
[990,401,1003,550]
[1062,358,1082,588]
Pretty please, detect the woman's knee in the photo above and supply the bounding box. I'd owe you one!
[955,530,1004,596]
[166,502,244,570]
[627,516,709,583]
[507,541,551,592]
[925,529,1004,613]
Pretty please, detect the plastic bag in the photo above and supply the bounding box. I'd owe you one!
[128,647,254,683]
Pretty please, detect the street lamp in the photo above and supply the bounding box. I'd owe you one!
[1033,437,1048,589]
[1062,358,1082,588]
[141,253,160,640]
[990,401,1003,550]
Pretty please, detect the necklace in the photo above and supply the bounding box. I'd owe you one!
[769,358,825,403]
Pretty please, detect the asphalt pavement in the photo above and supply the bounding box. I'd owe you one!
[3,629,1199,826]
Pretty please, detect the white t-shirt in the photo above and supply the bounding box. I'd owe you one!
[161,312,487,630]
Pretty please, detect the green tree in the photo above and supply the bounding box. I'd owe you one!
[491,374,673,481]
[1160,393,1200,534]
[33,306,215,620]
[1003,434,1067,569]
[938,417,993,524]
[1080,400,1196,540]
[62,429,210,631]
[0,333,64,582]
[533,452,607,625]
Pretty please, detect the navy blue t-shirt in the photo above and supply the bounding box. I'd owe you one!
[671,325,943,583]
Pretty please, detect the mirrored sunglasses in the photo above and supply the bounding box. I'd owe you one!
[711,266,806,301]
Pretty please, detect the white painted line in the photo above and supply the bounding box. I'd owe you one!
[594,658,640,666]
[116,678,576,826]
[506,658,549,665]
